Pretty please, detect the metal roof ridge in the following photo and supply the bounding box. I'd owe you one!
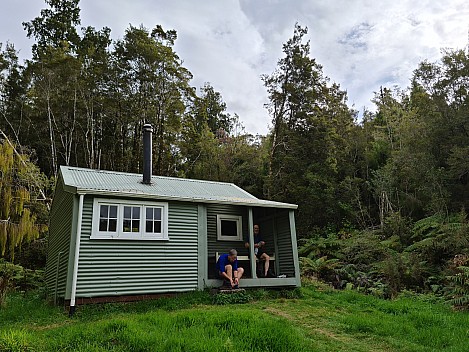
[61,165,249,188]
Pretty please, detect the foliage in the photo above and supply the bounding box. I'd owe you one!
[213,290,252,305]
[0,140,49,261]
[446,265,469,310]
[262,24,356,233]
[299,256,340,281]
[0,260,44,306]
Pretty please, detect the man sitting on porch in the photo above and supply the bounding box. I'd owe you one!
[245,224,271,277]
[217,249,244,288]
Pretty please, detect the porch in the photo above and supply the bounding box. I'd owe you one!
[197,204,301,289]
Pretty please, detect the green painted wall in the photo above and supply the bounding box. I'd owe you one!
[275,211,295,277]
[75,196,199,297]
[45,178,75,300]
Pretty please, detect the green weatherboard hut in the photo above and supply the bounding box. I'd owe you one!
[45,126,300,312]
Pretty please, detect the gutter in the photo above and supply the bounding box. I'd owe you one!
[69,193,85,317]
[73,188,299,210]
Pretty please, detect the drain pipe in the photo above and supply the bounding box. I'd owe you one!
[69,193,85,317]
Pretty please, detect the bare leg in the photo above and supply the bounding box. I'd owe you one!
[261,253,270,277]
[224,264,233,283]
[219,264,233,286]
[233,267,244,288]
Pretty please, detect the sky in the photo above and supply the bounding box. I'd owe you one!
[1,0,469,135]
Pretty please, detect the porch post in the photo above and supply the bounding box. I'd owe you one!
[248,207,257,278]
[289,210,301,287]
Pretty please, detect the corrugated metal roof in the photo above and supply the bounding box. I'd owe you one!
[60,166,297,209]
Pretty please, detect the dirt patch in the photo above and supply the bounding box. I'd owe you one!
[264,307,295,321]
[32,321,72,331]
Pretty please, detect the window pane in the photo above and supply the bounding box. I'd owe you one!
[132,220,140,232]
[146,220,153,233]
[99,219,108,231]
[124,206,131,218]
[109,205,118,218]
[154,221,161,233]
[146,207,153,219]
[100,205,108,218]
[123,219,131,232]
[132,207,140,219]
[109,219,117,232]
[221,220,238,237]
[153,208,162,220]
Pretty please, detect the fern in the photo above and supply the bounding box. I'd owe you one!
[447,266,469,310]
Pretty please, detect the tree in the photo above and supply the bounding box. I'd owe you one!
[262,24,355,233]
[0,137,48,261]
[23,0,81,56]
[22,0,83,177]
[106,25,194,176]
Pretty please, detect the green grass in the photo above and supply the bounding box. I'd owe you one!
[1,283,468,351]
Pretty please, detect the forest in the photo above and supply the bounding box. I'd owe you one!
[1,0,469,308]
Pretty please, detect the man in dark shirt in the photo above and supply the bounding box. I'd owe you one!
[216,249,244,288]
[245,224,271,277]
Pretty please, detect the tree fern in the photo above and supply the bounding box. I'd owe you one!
[447,266,469,309]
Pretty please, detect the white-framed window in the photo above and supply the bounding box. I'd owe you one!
[217,214,243,241]
[91,198,169,240]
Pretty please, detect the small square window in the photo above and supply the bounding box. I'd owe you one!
[217,214,242,241]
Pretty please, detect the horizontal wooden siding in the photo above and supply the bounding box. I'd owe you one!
[45,181,74,299]
[276,211,295,277]
[76,197,199,297]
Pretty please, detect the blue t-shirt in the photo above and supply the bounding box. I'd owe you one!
[217,253,238,273]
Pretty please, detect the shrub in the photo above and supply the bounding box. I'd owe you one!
[213,291,252,305]
[0,260,44,306]
[446,265,469,310]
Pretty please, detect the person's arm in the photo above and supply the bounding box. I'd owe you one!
[246,242,264,248]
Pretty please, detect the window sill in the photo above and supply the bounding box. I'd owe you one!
[217,237,244,241]
[90,234,169,241]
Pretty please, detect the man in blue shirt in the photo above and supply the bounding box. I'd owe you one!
[217,249,244,288]
[245,224,271,277]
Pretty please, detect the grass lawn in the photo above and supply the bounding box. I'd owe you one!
[1,281,468,351]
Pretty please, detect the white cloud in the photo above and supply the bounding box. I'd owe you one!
[1,0,469,133]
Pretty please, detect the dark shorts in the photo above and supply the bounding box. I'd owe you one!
[256,249,267,259]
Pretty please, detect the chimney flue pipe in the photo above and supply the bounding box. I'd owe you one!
[142,124,153,184]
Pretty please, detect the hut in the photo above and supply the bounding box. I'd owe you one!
[45,125,300,312]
